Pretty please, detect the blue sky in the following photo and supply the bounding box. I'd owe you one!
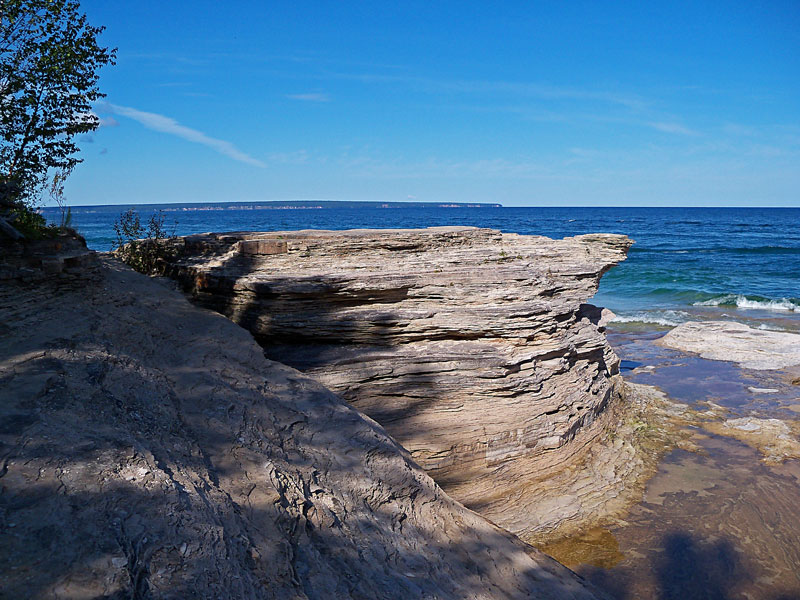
[66,0,800,207]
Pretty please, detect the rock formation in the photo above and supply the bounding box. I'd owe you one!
[0,230,97,281]
[658,321,800,370]
[161,227,634,540]
[0,257,605,599]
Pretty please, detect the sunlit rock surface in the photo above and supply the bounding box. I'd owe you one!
[658,320,800,370]
[163,227,634,539]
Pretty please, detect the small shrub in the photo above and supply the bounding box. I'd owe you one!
[49,169,74,231]
[7,205,60,239]
[112,208,178,274]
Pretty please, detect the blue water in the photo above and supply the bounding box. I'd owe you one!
[41,203,800,327]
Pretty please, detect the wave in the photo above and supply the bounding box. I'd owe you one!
[610,310,691,327]
[630,245,800,255]
[728,246,800,255]
[693,294,800,312]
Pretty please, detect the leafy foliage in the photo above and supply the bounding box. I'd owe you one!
[6,201,57,237]
[0,0,116,207]
[112,208,178,275]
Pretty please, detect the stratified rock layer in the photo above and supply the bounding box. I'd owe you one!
[0,258,604,599]
[163,227,633,539]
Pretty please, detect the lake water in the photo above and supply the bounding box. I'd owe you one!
[45,203,800,329]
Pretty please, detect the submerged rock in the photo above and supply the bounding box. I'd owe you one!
[0,258,606,599]
[161,227,635,540]
[704,417,800,464]
[657,321,800,370]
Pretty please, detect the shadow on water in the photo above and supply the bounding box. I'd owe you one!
[584,530,800,600]
[655,533,743,600]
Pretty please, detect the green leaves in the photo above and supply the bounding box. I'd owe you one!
[112,209,179,275]
[0,0,115,205]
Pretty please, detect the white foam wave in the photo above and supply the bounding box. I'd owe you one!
[694,294,799,312]
[611,310,690,327]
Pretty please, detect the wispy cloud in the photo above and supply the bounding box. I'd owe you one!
[267,150,310,164]
[722,123,758,137]
[333,153,555,179]
[106,103,265,167]
[647,121,698,136]
[329,71,648,111]
[286,92,331,102]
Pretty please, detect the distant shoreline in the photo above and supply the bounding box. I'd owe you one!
[40,200,504,213]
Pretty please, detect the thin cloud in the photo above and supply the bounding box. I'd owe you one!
[722,123,757,137]
[286,93,331,102]
[106,103,265,167]
[648,121,698,136]
[330,71,647,111]
[267,150,309,164]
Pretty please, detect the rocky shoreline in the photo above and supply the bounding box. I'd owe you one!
[0,254,609,599]
[10,227,790,598]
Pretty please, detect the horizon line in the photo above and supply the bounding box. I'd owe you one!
[38,200,800,210]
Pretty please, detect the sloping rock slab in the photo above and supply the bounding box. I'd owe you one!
[0,258,604,599]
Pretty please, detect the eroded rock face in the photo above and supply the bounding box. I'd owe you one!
[0,258,605,599]
[162,227,633,539]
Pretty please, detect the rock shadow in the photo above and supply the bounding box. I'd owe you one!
[165,242,446,439]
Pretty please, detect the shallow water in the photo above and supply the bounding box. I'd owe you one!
[575,437,800,600]
[551,327,800,600]
[610,327,800,418]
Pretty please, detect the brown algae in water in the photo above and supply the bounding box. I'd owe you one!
[539,528,625,569]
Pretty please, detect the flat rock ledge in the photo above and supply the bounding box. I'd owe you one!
[0,258,606,600]
[657,320,800,370]
[161,227,636,541]
[0,231,99,281]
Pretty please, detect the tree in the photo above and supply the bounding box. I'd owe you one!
[0,0,115,209]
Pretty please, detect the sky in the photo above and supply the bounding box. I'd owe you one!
[65,0,800,207]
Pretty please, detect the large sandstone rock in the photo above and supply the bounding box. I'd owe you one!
[162,227,633,540]
[0,258,604,599]
[657,320,800,370]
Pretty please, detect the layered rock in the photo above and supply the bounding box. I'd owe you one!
[162,227,634,540]
[0,230,98,281]
[0,257,605,599]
